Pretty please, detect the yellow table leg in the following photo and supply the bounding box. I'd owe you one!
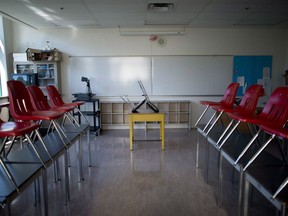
[130,120,133,151]
[161,121,165,150]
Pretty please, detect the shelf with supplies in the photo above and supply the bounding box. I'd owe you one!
[26,48,62,62]
[100,100,191,129]
[12,53,61,95]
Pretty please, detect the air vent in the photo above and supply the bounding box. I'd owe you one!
[147,3,175,12]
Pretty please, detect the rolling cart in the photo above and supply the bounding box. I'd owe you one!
[73,97,102,136]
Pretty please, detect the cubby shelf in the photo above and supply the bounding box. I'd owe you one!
[100,100,191,129]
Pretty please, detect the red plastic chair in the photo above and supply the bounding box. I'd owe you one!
[46,85,84,108]
[46,85,89,124]
[27,85,88,181]
[205,84,264,139]
[7,80,73,202]
[27,85,81,131]
[195,82,239,127]
[240,124,288,216]
[0,119,42,191]
[199,84,263,174]
[7,81,69,148]
[45,85,93,166]
[255,125,288,199]
[214,87,288,215]
[7,81,64,121]
[225,86,288,168]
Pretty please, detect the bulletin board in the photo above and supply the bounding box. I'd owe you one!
[233,56,273,96]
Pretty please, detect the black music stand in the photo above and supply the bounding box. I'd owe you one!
[131,81,159,113]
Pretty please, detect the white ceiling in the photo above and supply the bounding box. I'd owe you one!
[0,0,288,29]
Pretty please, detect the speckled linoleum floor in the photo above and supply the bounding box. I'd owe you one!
[3,129,276,216]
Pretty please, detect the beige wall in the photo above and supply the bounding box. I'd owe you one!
[7,22,288,125]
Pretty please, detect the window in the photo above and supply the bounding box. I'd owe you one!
[0,16,8,97]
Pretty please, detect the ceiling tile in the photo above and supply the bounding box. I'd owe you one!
[0,0,287,28]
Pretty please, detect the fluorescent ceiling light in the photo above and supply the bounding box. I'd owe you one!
[119,27,186,36]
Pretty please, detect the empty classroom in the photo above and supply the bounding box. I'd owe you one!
[1,1,288,216]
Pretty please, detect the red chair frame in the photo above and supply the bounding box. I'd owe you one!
[229,87,288,169]
[213,84,264,147]
[0,119,42,191]
[195,82,239,128]
[45,85,89,125]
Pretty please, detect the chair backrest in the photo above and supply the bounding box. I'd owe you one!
[235,84,264,115]
[46,85,65,107]
[258,86,288,127]
[220,82,239,108]
[27,85,51,111]
[7,80,36,119]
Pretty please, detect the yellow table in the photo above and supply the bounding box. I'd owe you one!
[129,112,165,151]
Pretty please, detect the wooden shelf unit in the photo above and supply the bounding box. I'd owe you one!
[100,100,191,129]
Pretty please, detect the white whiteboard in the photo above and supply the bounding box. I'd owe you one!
[152,56,233,95]
[69,56,152,96]
[69,55,233,96]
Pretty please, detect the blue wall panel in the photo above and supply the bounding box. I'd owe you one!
[233,56,272,96]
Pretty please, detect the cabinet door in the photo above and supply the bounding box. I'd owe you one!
[36,63,57,88]
[14,63,34,74]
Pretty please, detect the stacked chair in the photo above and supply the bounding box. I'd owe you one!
[217,87,288,215]
[196,84,264,183]
[196,84,288,216]
[242,124,288,216]
[194,82,239,128]
[0,119,48,215]
[1,80,90,215]
[195,82,239,167]
[27,85,89,180]
[46,85,92,166]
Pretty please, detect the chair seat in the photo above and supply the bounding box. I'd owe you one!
[260,125,288,139]
[212,105,234,113]
[246,165,288,204]
[228,112,285,129]
[60,101,85,108]
[46,85,86,108]
[0,161,43,197]
[228,112,255,122]
[53,105,75,113]
[14,110,64,121]
[200,101,222,106]
[5,131,73,165]
[220,134,283,168]
[0,121,39,137]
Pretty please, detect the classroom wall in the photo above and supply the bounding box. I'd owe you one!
[7,21,288,126]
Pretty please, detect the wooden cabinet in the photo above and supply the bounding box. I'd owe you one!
[100,100,191,129]
[12,53,61,94]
